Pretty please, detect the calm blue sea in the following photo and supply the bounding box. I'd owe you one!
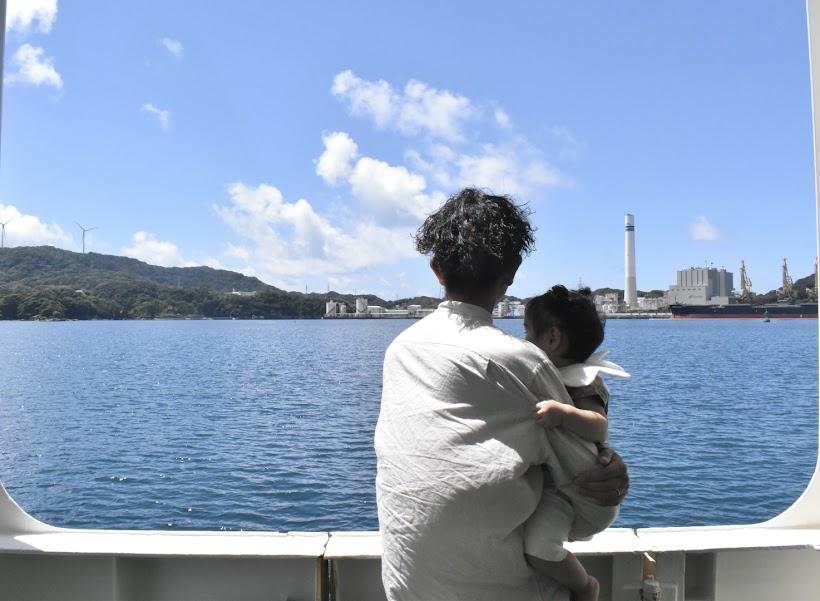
[0,318,817,531]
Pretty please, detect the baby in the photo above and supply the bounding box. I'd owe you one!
[523,285,629,601]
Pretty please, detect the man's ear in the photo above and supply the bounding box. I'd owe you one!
[430,257,447,286]
[502,255,523,286]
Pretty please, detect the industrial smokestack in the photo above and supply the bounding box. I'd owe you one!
[624,213,637,309]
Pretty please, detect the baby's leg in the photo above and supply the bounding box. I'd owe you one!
[523,488,574,563]
[524,490,598,598]
[526,552,599,601]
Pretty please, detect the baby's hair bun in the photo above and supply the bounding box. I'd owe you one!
[549,284,570,301]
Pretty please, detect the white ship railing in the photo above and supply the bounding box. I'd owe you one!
[1,481,819,601]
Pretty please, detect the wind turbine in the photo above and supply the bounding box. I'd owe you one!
[76,222,97,254]
[0,217,13,249]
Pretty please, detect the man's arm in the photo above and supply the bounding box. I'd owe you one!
[575,450,629,507]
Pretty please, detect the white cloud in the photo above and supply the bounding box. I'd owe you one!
[329,73,567,200]
[443,144,563,197]
[494,107,512,128]
[317,131,562,232]
[348,156,441,224]
[429,144,457,162]
[0,203,71,247]
[550,125,586,159]
[7,0,57,33]
[316,132,443,225]
[332,70,474,141]
[140,103,171,131]
[121,231,193,267]
[332,70,396,127]
[160,37,183,58]
[328,275,354,291]
[202,257,225,270]
[456,149,519,193]
[213,72,576,285]
[214,182,416,280]
[522,161,564,188]
[397,79,473,141]
[691,215,721,241]
[407,139,566,199]
[4,43,62,88]
[405,148,454,189]
[316,131,358,185]
[224,243,251,261]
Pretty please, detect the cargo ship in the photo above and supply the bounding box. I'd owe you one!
[669,249,819,318]
[670,302,818,319]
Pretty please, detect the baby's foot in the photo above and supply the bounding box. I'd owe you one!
[573,575,599,601]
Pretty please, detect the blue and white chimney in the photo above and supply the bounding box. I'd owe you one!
[624,214,637,309]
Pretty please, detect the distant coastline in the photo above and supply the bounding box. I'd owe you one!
[1,246,813,321]
[0,246,441,321]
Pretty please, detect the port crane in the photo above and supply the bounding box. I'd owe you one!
[739,260,753,302]
[809,257,819,301]
[778,257,795,301]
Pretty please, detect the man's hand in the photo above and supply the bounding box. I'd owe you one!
[534,400,565,427]
[575,449,628,507]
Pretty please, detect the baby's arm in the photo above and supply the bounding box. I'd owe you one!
[534,395,608,442]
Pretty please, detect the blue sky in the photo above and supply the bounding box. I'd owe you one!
[0,1,816,298]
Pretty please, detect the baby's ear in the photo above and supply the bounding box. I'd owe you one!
[547,326,563,348]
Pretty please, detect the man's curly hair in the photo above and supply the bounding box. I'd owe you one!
[414,188,535,295]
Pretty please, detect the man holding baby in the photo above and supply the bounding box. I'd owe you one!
[375,187,628,601]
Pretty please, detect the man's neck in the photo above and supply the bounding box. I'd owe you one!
[445,291,498,314]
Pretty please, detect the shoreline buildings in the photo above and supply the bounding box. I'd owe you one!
[324,298,435,319]
[325,297,526,319]
[492,299,525,319]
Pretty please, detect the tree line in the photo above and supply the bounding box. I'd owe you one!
[0,281,338,320]
[0,246,814,320]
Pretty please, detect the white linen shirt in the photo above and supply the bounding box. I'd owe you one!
[375,301,597,601]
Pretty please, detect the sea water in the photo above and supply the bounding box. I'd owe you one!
[0,318,816,531]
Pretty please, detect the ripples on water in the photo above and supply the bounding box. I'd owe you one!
[0,318,816,531]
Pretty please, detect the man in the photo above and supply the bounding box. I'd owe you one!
[375,188,628,600]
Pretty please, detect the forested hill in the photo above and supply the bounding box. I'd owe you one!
[0,246,407,320]
[0,245,267,292]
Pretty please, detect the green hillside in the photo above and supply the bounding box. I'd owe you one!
[0,246,267,292]
[0,246,432,320]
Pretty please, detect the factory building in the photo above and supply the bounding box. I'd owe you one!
[594,293,621,314]
[324,300,348,315]
[407,305,435,318]
[492,300,525,319]
[637,296,666,311]
[667,267,733,305]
